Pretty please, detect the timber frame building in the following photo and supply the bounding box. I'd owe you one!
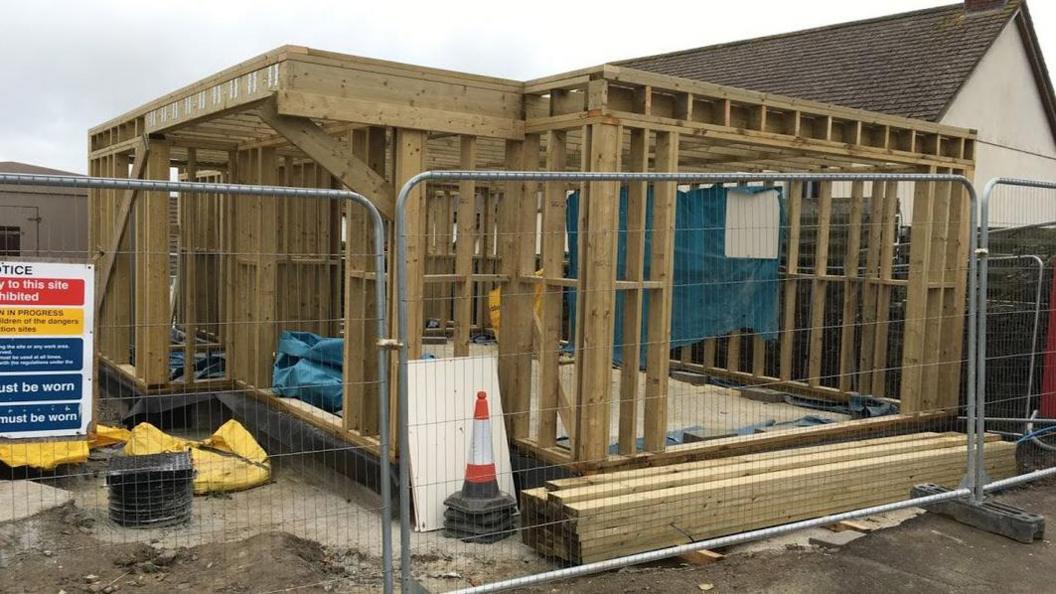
[89,45,977,470]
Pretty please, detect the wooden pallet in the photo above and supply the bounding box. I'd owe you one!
[521,432,1017,564]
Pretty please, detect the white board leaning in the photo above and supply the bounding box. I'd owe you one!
[406,356,517,532]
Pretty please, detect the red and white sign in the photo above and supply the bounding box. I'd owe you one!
[0,277,86,306]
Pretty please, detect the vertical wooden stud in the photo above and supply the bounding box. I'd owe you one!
[499,135,540,440]
[838,181,864,391]
[900,173,936,411]
[870,181,900,397]
[643,130,679,453]
[574,123,620,462]
[618,128,648,455]
[539,130,568,448]
[857,182,887,393]
[181,148,198,385]
[253,147,280,389]
[938,171,972,408]
[807,181,832,386]
[780,181,803,380]
[135,141,171,386]
[454,135,477,357]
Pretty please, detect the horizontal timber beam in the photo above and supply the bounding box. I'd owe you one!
[276,90,524,140]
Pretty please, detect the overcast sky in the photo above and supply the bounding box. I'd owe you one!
[1,0,1052,174]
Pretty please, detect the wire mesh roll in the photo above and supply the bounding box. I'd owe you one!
[107,452,194,528]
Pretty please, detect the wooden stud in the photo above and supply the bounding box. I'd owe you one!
[900,173,936,412]
[499,134,540,440]
[752,335,766,378]
[454,135,477,357]
[397,129,427,359]
[938,171,972,408]
[643,130,679,453]
[222,150,239,381]
[702,338,717,369]
[344,127,385,433]
[870,181,900,397]
[539,130,568,448]
[779,181,803,381]
[807,181,833,386]
[618,128,648,455]
[919,176,952,408]
[134,141,171,386]
[181,148,199,385]
[574,123,621,462]
[253,147,280,389]
[838,181,864,391]
[857,182,886,394]
[727,332,742,373]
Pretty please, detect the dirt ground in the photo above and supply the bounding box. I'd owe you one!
[2,477,1055,593]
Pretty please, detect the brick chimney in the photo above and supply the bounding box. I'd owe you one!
[965,0,1008,12]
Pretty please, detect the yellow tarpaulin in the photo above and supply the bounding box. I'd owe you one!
[0,439,89,471]
[0,421,269,492]
[0,424,133,471]
[90,424,131,448]
[123,420,271,494]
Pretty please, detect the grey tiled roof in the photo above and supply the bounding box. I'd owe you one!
[617,2,1020,121]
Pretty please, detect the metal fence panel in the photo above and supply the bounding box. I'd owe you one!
[0,173,393,593]
[977,177,1056,503]
[394,169,983,593]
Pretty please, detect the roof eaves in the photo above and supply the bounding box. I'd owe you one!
[1013,2,1056,144]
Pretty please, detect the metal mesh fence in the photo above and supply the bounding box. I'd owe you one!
[394,169,986,593]
[980,179,1056,482]
[0,172,392,593]
[8,169,1056,593]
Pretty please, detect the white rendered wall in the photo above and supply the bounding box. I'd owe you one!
[941,19,1056,227]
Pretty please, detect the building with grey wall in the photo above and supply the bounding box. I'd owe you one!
[0,161,88,259]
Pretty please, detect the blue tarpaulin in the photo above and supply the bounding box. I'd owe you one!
[272,331,345,413]
[567,185,783,363]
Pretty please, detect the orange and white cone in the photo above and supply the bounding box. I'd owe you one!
[443,390,517,543]
[461,391,500,499]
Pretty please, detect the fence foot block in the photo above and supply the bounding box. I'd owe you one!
[911,483,1045,544]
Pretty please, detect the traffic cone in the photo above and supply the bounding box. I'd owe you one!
[443,391,517,543]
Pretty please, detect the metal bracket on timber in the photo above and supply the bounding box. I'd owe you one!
[256,99,395,219]
[96,136,150,313]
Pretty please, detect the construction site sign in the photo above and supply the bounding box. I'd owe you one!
[0,262,93,438]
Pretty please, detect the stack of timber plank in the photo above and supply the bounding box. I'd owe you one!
[521,432,1017,563]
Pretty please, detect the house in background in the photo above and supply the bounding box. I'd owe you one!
[619,0,1056,226]
[0,161,88,258]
